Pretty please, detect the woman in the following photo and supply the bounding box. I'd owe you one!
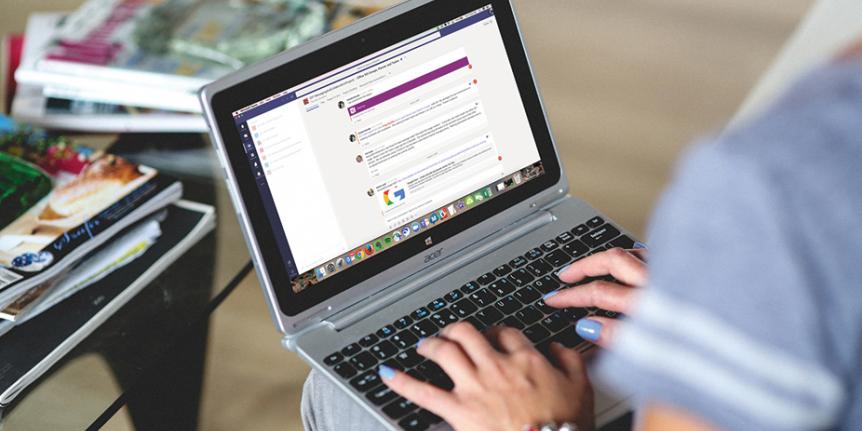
[303,43,862,431]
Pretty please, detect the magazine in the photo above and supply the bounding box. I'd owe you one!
[13,0,384,112]
[9,13,206,132]
[0,128,182,306]
[0,215,162,322]
[0,200,216,406]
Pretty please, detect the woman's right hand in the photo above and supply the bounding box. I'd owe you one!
[544,248,648,347]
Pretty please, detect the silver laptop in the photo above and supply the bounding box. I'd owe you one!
[200,1,636,429]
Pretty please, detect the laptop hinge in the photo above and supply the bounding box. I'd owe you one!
[323,208,557,331]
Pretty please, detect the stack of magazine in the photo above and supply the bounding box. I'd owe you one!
[7,0,385,132]
[0,123,215,405]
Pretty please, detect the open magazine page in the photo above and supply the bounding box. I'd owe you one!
[0,127,181,303]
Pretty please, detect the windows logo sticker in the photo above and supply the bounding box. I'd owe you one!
[383,187,407,206]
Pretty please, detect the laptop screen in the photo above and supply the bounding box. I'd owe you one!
[231,4,544,295]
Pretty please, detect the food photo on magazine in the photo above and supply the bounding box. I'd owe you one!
[0,123,182,313]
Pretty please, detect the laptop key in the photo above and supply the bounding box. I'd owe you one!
[383,397,417,419]
[371,340,399,360]
[526,260,553,278]
[544,249,570,268]
[392,330,419,349]
[393,316,413,330]
[341,343,362,357]
[324,352,343,366]
[516,305,543,325]
[535,299,555,314]
[587,216,605,228]
[465,316,485,331]
[507,269,534,287]
[493,263,512,277]
[532,276,560,294]
[582,224,621,248]
[500,315,524,330]
[489,278,515,297]
[350,351,377,370]
[562,239,589,259]
[476,307,504,325]
[470,288,496,307]
[349,370,381,392]
[572,224,589,236]
[444,289,463,302]
[395,349,423,368]
[477,272,496,285]
[419,409,443,425]
[376,325,396,338]
[411,307,430,320]
[359,334,379,347]
[399,413,428,431]
[524,324,551,343]
[514,285,541,304]
[555,231,575,244]
[525,248,543,260]
[598,309,620,318]
[366,384,399,406]
[541,312,568,333]
[494,295,521,315]
[334,362,357,379]
[609,235,636,249]
[508,256,528,268]
[438,309,458,326]
[450,298,478,318]
[563,307,590,321]
[411,320,439,338]
[540,239,559,252]
[552,329,584,349]
[460,281,480,294]
[428,298,447,311]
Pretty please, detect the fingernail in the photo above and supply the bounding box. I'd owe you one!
[633,241,649,250]
[555,264,572,277]
[378,365,396,381]
[576,318,603,342]
[542,290,559,301]
[416,337,426,348]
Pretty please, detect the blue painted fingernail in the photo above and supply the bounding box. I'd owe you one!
[634,241,649,250]
[416,337,426,348]
[556,264,572,276]
[379,365,396,381]
[542,290,559,301]
[576,318,603,342]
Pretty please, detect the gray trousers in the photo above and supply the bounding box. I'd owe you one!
[301,369,385,430]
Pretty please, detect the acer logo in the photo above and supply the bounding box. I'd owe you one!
[424,248,443,264]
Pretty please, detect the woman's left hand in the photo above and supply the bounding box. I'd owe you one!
[380,322,594,431]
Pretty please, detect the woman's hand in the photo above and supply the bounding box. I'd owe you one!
[381,322,594,431]
[544,248,647,347]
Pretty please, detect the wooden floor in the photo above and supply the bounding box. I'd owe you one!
[2,1,812,430]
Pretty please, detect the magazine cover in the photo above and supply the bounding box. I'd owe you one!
[0,127,181,302]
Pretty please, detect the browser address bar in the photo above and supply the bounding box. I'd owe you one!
[296,31,442,98]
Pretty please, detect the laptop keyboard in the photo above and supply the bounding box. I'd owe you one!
[323,216,635,430]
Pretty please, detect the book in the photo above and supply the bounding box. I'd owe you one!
[9,12,207,132]
[0,200,216,407]
[13,0,381,112]
[0,128,182,307]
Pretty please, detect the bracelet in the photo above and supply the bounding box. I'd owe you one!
[522,422,579,431]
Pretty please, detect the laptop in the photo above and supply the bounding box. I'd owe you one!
[200,1,637,429]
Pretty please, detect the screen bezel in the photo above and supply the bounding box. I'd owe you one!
[209,0,561,317]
